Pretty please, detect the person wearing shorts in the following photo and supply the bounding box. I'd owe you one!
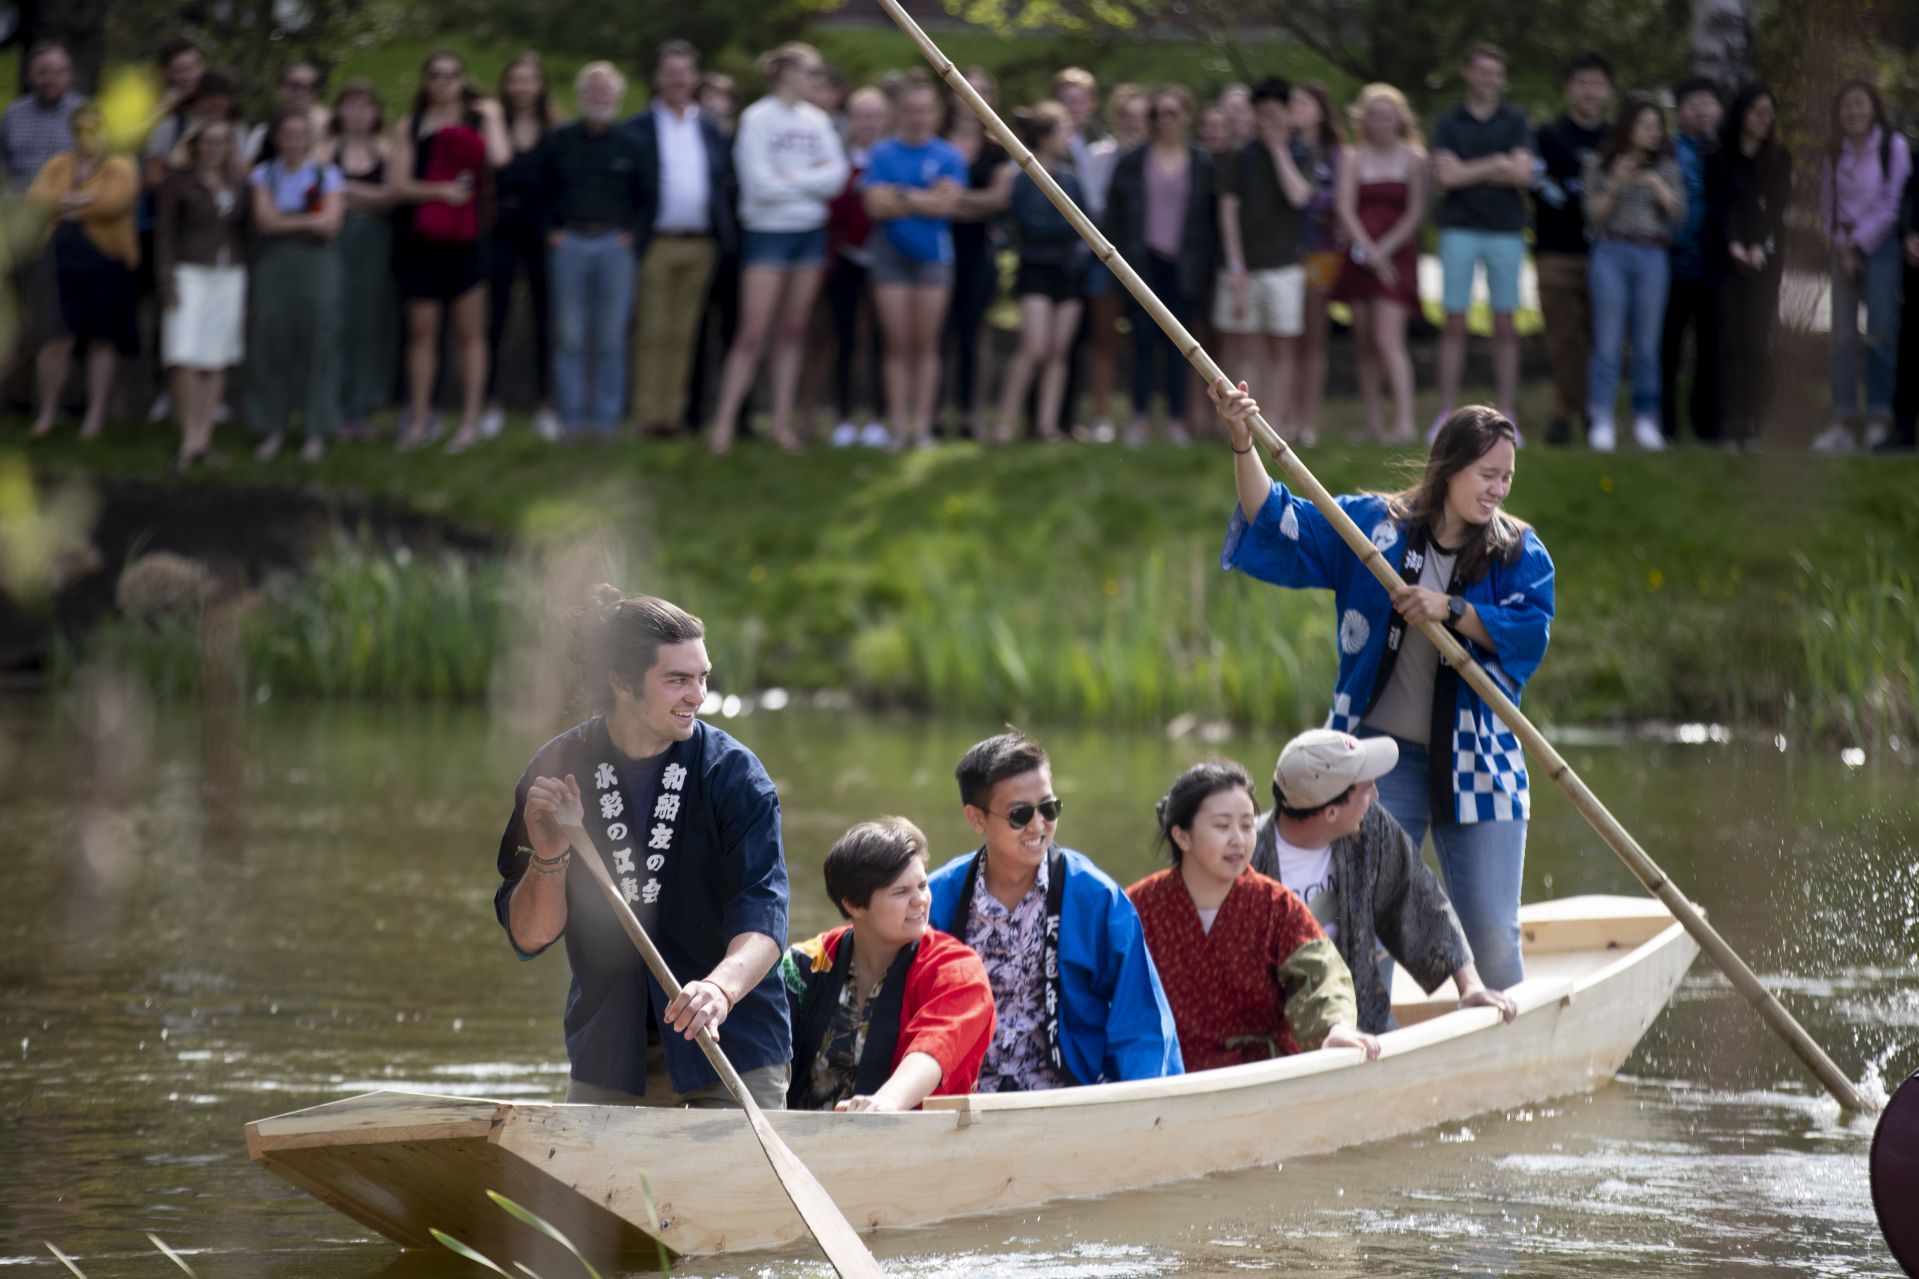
[861,80,972,449]
[707,42,848,453]
[993,103,1086,442]
[1215,78,1314,441]
[1430,42,1534,435]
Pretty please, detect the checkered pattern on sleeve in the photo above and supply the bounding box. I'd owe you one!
[1449,707,1530,824]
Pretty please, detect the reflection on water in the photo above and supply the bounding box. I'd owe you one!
[0,698,1912,1277]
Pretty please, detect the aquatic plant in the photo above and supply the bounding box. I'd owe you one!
[431,1186,669,1277]
[1796,546,1918,746]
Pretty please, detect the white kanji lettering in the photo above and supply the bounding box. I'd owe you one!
[593,762,617,791]
[606,822,628,842]
[620,875,639,902]
[653,792,681,822]
[648,823,674,851]
[661,763,688,792]
[613,848,634,874]
[599,791,624,820]
[640,878,662,904]
[645,853,665,872]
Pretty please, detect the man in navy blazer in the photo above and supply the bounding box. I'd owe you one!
[626,39,739,435]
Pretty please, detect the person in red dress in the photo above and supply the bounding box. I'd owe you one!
[1127,761,1379,1072]
[1334,83,1428,444]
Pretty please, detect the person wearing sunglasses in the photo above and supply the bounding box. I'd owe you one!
[1128,759,1378,1070]
[927,731,1183,1091]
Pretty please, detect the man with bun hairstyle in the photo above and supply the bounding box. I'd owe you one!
[1252,729,1517,1035]
[494,588,792,1107]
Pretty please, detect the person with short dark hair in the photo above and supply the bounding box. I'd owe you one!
[1706,84,1792,448]
[1252,730,1516,1034]
[1215,77,1315,443]
[782,817,996,1111]
[1657,75,1723,444]
[3,42,84,192]
[927,731,1182,1090]
[1533,52,1614,446]
[242,63,331,164]
[1211,379,1554,992]
[1812,79,1912,454]
[1430,43,1533,436]
[1582,97,1687,451]
[1127,760,1378,1071]
[496,587,792,1109]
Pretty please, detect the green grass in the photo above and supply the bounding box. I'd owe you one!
[16,414,1919,737]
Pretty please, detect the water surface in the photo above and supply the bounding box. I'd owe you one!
[1,698,1911,1277]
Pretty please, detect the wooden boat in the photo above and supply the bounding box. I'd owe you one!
[245,894,1698,1264]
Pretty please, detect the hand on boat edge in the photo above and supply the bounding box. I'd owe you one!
[1321,1023,1381,1060]
[1458,985,1518,1023]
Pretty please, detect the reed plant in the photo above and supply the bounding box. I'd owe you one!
[1796,545,1918,746]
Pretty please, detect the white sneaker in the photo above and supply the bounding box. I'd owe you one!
[1089,419,1116,445]
[479,406,506,439]
[299,435,326,463]
[532,408,562,443]
[859,423,891,448]
[1864,419,1891,450]
[830,422,858,448]
[213,400,230,425]
[1810,423,1857,455]
[148,391,172,423]
[1588,418,1617,453]
[1631,416,1666,451]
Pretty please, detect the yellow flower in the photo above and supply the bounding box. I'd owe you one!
[943,495,963,515]
[1598,476,1615,494]
[749,564,767,583]
[1646,568,1664,591]
[1103,576,1122,598]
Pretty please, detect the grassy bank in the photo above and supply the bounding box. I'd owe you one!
[14,423,1918,738]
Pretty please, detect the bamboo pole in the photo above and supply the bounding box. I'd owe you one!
[873,0,1874,1116]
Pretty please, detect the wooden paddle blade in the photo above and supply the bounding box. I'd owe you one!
[739,1102,889,1278]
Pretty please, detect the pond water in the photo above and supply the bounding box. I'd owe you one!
[1,695,1912,1278]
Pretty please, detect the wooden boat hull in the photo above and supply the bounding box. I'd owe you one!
[245,895,1698,1261]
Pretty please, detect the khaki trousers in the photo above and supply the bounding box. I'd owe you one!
[631,234,719,432]
[565,1040,791,1110]
[1534,251,1591,428]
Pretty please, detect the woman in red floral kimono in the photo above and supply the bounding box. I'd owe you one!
[1127,761,1379,1071]
[783,817,996,1111]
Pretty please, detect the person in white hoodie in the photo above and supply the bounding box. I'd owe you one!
[706,42,849,454]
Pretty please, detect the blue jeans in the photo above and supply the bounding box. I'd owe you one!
[1368,736,1527,990]
[1586,238,1670,424]
[1131,251,1190,420]
[549,230,636,434]
[1830,235,1905,419]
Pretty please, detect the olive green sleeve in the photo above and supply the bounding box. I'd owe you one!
[1277,936,1359,1051]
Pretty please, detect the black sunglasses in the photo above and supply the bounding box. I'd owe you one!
[989,797,1063,828]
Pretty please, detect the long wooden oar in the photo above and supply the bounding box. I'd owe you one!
[555,816,888,1278]
[873,0,1873,1116]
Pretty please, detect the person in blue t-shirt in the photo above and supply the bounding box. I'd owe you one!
[861,79,973,450]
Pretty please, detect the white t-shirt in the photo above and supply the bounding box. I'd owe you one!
[1196,905,1220,935]
[1271,832,1339,943]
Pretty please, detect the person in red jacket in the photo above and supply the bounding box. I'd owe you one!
[783,817,996,1111]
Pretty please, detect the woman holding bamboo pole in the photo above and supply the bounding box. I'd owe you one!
[1212,382,1554,990]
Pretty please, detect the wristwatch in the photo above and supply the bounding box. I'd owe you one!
[1447,594,1467,624]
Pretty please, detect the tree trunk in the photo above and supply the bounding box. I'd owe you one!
[1691,0,1753,90]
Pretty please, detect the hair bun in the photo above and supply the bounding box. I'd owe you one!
[587,583,624,617]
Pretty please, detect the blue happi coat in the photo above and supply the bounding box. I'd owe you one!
[927,847,1183,1085]
[1222,479,1556,824]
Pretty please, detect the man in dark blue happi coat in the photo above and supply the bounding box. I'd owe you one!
[495,589,791,1106]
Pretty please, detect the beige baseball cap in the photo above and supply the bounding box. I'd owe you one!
[1274,729,1399,809]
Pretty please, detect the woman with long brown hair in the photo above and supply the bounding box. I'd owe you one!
[1210,381,1555,993]
[485,52,563,441]
[329,78,396,439]
[389,48,511,452]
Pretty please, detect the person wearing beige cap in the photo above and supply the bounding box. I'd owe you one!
[1212,380,1555,991]
[1252,728,1517,1034]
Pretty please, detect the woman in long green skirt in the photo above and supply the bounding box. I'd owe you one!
[245,107,345,461]
[329,79,397,436]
